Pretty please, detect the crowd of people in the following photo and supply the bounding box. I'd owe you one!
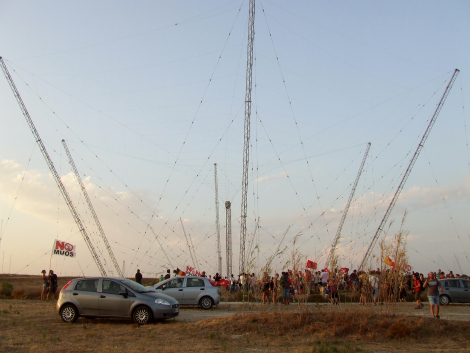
[198,267,466,319]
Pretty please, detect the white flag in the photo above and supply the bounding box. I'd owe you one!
[52,239,76,258]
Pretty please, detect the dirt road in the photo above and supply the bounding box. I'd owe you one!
[178,301,470,322]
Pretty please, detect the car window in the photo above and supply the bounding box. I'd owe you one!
[75,279,99,292]
[167,278,184,288]
[462,280,470,289]
[187,278,205,287]
[444,280,461,288]
[102,280,126,295]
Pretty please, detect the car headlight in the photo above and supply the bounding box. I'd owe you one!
[154,298,171,306]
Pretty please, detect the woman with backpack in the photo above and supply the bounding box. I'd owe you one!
[413,273,424,309]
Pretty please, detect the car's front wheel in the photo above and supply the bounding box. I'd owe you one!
[60,304,79,323]
[133,306,153,324]
[439,295,450,306]
[199,296,213,310]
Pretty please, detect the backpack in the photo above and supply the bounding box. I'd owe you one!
[280,276,288,289]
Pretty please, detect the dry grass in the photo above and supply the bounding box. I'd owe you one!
[1,299,470,352]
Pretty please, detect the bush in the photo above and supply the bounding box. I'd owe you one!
[12,288,26,299]
[0,281,14,298]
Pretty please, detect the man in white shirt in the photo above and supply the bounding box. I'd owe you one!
[321,269,329,287]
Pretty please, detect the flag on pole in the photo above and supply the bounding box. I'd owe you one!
[384,256,394,267]
[306,260,317,269]
[52,239,76,258]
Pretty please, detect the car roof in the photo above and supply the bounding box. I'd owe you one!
[73,277,131,281]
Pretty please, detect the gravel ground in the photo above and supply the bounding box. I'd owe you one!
[176,301,470,322]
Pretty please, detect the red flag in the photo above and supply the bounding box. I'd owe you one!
[306,260,317,269]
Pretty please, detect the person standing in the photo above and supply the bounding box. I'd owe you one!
[412,273,423,309]
[41,270,49,301]
[369,271,379,305]
[272,273,279,305]
[423,271,444,318]
[327,276,339,305]
[320,269,329,288]
[135,269,143,284]
[261,272,270,304]
[280,272,290,305]
[164,269,171,280]
[47,270,58,300]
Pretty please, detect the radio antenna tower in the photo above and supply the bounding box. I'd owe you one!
[0,57,107,276]
[239,0,255,274]
[180,218,198,270]
[62,139,123,277]
[359,69,460,270]
[324,142,370,269]
[225,201,232,277]
[214,164,222,276]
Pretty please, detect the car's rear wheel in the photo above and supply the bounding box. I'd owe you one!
[199,296,213,310]
[60,304,79,323]
[439,295,450,306]
[133,306,153,324]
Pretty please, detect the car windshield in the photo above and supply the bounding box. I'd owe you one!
[119,279,154,293]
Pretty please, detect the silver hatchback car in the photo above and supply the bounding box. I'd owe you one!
[57,277,179,324]
[148,276,220,309]
[439,278,470,305]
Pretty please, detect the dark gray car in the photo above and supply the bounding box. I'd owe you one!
[148,276,220,309]
[439,278,470,305]
[56,277,179,324]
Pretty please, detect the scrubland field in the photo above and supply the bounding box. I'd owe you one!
[1,275,470,352]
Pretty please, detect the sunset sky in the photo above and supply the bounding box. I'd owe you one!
[1,0,469,277]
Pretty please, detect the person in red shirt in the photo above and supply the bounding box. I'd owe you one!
[412,273,423,309]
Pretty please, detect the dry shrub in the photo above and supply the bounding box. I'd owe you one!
[387,321,411,338]
[12,288,26,299]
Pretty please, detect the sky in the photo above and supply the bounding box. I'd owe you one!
[1,0,470,278]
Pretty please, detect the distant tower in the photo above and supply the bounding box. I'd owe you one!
[214,164,222,276]
[225,201,232,277]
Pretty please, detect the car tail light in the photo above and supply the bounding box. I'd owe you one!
[209,280,217,287]
[61,280,72,291]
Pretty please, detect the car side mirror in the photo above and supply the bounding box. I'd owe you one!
[119,290,128,298]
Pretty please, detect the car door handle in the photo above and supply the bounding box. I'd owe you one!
[100,295,106,298]
[178,289,183,291]
[73,293,78,296]
[200,288,205,290]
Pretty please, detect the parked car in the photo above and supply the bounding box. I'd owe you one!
[57,277,179,324]
[439,278,470,305]
[148,276,220,309]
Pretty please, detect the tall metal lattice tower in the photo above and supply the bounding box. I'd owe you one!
[62,139,123,277]
[324,142,371,269]
[0,57,107,276]
[214,164,222,276]
[359,69,460,270]
[225,201,232,277]
[239,0,255,274]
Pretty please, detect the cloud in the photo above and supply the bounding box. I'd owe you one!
[255,172,287,184]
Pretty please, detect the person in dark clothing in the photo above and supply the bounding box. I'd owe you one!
[47,270,58,300]
[164,269,171,280]
[135,269,143,284]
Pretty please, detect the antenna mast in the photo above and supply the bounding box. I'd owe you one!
[62,139,122,277]
[240,0,255,274]
[0,57,107,276]
[180,218,198,271]
[359,69,460,270]
[325,142,371,268]
[225,201,232,277]
[214,164,222,276]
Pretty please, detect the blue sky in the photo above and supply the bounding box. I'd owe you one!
[1,1,470,277]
